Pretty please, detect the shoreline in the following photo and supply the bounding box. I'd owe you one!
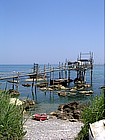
[23,116,84,140]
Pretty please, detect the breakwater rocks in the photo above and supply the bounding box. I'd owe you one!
[9,98,35,111]
[8,89,20,96]
[39,83,92,91]
[50,101,83,122]
[39,83,94,97]
[22,99,35,110]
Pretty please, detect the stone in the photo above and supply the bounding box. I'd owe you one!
[70,88,77,92]
[8,89,20,96]
[69,119,78,122]
[47,87,53,91]
[40,87,47,90]
[69,92,77,95]
[84,84,91,88]
[58,104,64,111]
[23,99,35,110]
[22,83,31,87]
[60,86,66,90]
[49,111,58,116]
[36,82,48,88]
[79,90,93,94]
[56,101,81,121]
[9,98,23,106]
[58,92,67,97]
[57,112,67,120]
[63,107,72,113]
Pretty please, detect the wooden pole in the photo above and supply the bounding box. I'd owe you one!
[33,63,36,73]
[84,69,86,83]
[16,72,19,91]
[90,55,93,86]
[65,62,67,79]
[53,67,54,84]
[44,64,46,80]
[36,64,38,83]
[59,62,61,79]
[50,65,52,85]
[68,68,70,80]
[12,71,15,89]
[12,77,14,90]
[61,63,63,79]
[32,77,34,89]
[91,68,93,86]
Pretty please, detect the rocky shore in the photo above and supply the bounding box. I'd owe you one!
[50,101,82,122]
[23,101,84,140]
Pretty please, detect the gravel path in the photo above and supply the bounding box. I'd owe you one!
[23,117,84,140]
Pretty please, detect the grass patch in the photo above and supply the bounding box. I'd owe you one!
[0,90,26,139]
[75,88,105,140]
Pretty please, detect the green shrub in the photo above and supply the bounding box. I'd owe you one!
[76,88,105,140]
[0,90,26,140]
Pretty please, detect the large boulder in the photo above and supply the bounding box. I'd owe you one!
[56,101,81,121]
[9,98,23,106]
[22,99,35,110]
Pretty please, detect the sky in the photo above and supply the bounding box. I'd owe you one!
[0,0,104,64]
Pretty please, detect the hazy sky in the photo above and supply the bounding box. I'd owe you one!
[0,0,104,64]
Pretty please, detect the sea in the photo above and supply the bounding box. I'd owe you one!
[0,64,105,114]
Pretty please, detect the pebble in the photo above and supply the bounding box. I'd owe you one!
[23,117,83,140]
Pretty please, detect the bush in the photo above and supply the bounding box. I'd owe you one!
[75,88,105,140]
[0,90,26,140]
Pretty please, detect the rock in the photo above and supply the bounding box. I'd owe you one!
[77,84,84,88]
[47,87,53,91]
[57,101,81,121]
[78,87,84,90]
[73,113,81,120]
[36,82,48,88]
[84,84,91,88]
[22,83,31,87]
[63,104,74,111]
[79,91,86,94]
[60,86,66,90]
[58,104,65,111]
[100,86,105,89]
[8,89,20,96]
[86,94,91,96]
[74,110,81,114]
[88,90,94,94]
[63,107,72,113]
[57,112,67,120]
[47,115,57,119]
[79,90,93,94]
[69,92,77,95]
[49,111,58,116]
[23,99,35,110]
[40,87,47,91]
[9,98,23,106]
[69,119,78,122]
[58,92,67,97]
[70,88,77,92]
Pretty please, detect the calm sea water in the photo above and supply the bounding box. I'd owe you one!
[0,64,105,114]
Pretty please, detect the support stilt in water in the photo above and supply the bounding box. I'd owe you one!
[12,77,14,90]
[0,52,94,91]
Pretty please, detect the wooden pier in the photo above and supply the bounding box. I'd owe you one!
[0,52,93,90]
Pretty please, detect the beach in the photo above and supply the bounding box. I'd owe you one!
[23,117,84,140]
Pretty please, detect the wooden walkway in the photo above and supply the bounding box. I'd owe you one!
[0,52,93,86]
